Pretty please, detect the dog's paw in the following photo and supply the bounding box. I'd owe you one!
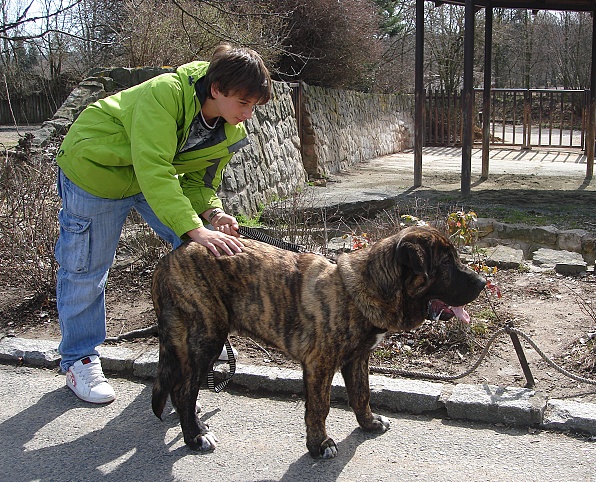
[187,431,219,452]
[361,414,390,433]
[319,438,338,459]
[374,414,390,432]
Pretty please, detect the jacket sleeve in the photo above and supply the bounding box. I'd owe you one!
[128,78,204,237]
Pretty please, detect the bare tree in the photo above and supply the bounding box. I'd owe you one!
[273,0,383,90]
[425,3,466,93]
[111,0,288,69]
[371,0,417,94]
[544,11,591,89]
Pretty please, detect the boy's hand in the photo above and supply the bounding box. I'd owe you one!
[209,211,240,237]
[186,226,243,257]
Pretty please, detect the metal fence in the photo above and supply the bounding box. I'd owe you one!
[426,88,588,149]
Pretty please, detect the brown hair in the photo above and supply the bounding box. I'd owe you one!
[204,44,271,105]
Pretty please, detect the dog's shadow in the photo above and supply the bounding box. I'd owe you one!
[269,426,385,482]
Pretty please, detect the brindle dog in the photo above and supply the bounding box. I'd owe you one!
[151,225,486,458]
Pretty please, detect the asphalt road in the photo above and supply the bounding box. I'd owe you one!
[1,364,594,482]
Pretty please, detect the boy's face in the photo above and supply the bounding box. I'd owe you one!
[211,86,259,125]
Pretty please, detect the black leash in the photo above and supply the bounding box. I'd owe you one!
[207,339,237,392]
[237,225,305,252]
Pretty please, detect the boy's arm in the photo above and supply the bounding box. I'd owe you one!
[129,80,204,236]
[177,152,232,216]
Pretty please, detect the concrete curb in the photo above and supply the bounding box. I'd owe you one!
[1,336,595,436]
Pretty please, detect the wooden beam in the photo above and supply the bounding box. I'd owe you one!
[586,8,595,179]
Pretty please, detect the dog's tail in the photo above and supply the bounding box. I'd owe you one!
[151,343,179,420]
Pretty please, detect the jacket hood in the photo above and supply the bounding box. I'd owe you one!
[176,61,209,94]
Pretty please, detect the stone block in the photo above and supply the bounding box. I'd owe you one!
[231,364,303,394]
[367,375,445,414]
[99,344,146,375]
[542,399,596,435]
[446,384,546,425]
[484,245,524,269]
[0,337,60,367]
[532,248,587,274]
[557,229,589,253]
[132,348,158,379]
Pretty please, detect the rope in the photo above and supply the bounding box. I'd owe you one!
[370,327,507,381]
[510,327,596,386]
[370,325,596,386]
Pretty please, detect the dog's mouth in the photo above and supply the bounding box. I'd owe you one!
[427,300,471,323]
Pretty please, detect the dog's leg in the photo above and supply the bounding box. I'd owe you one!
[341,357,390,433]
[170,364,218,452]
[303,365,337,459]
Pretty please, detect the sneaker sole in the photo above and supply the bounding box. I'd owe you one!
[67,382,115,404]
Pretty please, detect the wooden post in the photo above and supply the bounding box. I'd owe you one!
[481,7,493,180]
[414,0,425,187]
[586,9,595,179]
[461,0,475,197]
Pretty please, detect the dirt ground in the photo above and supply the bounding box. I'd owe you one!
[1,146,596,406]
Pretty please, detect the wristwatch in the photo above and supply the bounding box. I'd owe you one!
[207,208,224,223]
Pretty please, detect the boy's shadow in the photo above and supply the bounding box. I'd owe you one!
[0,380,184,481]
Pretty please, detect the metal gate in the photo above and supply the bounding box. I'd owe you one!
[425,88,587,149]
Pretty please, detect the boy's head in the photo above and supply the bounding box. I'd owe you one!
[205,44,272,105]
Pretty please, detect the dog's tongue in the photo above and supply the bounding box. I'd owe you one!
[451,306,471,324]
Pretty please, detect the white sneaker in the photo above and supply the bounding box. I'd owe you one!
[66,355,116,404]
[218,344,238,361]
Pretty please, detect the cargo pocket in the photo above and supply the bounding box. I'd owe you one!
[56,209,92,273]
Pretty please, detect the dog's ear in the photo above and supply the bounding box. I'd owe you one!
[396,239,431,280]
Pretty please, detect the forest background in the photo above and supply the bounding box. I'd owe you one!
[0,0,594,112]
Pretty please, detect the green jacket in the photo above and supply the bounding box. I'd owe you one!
[56,61,249,237]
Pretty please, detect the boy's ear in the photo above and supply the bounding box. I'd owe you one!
[210,83,221,98]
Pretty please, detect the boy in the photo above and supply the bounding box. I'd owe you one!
[55,44,272,403]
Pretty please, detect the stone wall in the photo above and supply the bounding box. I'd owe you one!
[218,82,305,216]
[34,66,414,217]
[300,83,414,178]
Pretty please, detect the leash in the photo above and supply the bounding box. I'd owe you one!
[369,323,596,387]
[207,339,237,392]
[370,289,596,388]
[237,225,305,252]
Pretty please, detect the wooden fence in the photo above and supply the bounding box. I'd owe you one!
[425,88,588,149]
[0,92,69,124]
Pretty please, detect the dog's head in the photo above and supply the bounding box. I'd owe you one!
[370,225,486,330]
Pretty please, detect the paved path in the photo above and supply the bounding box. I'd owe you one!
[0,124,42,147]
[1,364,595,482]
[311,146,591,200]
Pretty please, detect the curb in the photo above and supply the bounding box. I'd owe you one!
[1,336,595,436]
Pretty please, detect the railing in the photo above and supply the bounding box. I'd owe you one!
[426,88,587,149]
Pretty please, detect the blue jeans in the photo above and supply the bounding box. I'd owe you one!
[55,169,183,371]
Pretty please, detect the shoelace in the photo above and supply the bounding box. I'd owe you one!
[74,363,107,388]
